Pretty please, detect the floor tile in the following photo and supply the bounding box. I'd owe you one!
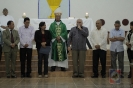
[35,85,55,88]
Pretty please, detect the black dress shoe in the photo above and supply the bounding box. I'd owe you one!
[51,67,56,72]
[51,68,55,72]
[128,74,131,78]
[72,75,78,78]
[11,76,17,78]
[61,67,66,71]
[26,75,32,78]
[7,76,10,78]
[79,75,85,78]
[102,75,106,78]
[21,75,25,78]
[120,75,124,78]
[91,75,98,78]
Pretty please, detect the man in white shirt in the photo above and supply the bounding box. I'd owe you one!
[0,8,15,30]
[18,17,35,78]
[90,20,107,78]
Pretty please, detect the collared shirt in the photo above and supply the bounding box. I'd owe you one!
[0,15,15,30]
[56,22,60,25]
[90,27,107,51]
[18,25,35,48]
[68,26,89,50]
[109,28,125,52]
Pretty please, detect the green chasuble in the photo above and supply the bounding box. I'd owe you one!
[49,21,68,61]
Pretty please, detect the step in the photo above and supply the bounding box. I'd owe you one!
[0,71,111,77]
[0,71,129,77]
[0,65,112,71]
[1,55,111,60]
[0,59,111,66]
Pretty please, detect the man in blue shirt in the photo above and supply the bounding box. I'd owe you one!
[109,20,125,78]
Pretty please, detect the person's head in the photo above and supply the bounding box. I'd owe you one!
[3,8,8,16]
[7,20,14,30]
[55,15,61,22]
[96,20,102,29]
[130,21,133,30]
[39,22,46,31]
[114,20,121,30]
[24,17,30,28]
[76,19,83,27]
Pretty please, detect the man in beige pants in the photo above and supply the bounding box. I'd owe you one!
[68,19,88,78]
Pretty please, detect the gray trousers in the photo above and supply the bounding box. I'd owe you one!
[72,50,86,76]
[111,51,124,74]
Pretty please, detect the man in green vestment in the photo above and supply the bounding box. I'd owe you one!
[48,9,68,71]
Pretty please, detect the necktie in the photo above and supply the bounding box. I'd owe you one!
[10,30,14,43]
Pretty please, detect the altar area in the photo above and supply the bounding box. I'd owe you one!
[17,18,94,31]
[0,18,128,77]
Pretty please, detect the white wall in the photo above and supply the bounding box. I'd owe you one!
[0,0,133,31]
[0,0,38,29]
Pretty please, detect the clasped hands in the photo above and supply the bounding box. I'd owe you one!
[56,36,61,42]
[22,44,29,48]
[95,45,100,49]
[41,42,46,48]
[10,43,16,48]
[126,42,131,48]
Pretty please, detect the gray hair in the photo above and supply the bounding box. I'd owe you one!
[115,20,121,25]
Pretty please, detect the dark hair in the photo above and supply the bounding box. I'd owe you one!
[130,21,133,26]
[39,22,45,30]
[115,20,121,25]
[3,8,8,12]
[7,20,13,26]
[24,17,30,22]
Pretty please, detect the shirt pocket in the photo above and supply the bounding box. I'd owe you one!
[118,33,122,37]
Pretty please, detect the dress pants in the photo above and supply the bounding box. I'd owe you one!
[37,49,48,75]
[92,49,106,76]
[127,48,133,76]
[4,49,17,76]
[72,50,86,76]
[20,48,32,76]
[0,45,2,61]
[111,51,124,75]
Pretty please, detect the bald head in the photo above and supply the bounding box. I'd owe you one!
[3,8,8,16]
[96,20,102,29]
[77,19,83,26]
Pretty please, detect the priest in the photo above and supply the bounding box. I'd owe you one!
[48,8,68,71]
[0,8,15,30]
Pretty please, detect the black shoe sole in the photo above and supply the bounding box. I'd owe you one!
[72,76,78,78]
[7,76,11,78]
[91,76,98,78]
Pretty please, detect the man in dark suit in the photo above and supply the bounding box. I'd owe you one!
[2,20,20,78]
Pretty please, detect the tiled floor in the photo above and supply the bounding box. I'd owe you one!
[0,77,132,88]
